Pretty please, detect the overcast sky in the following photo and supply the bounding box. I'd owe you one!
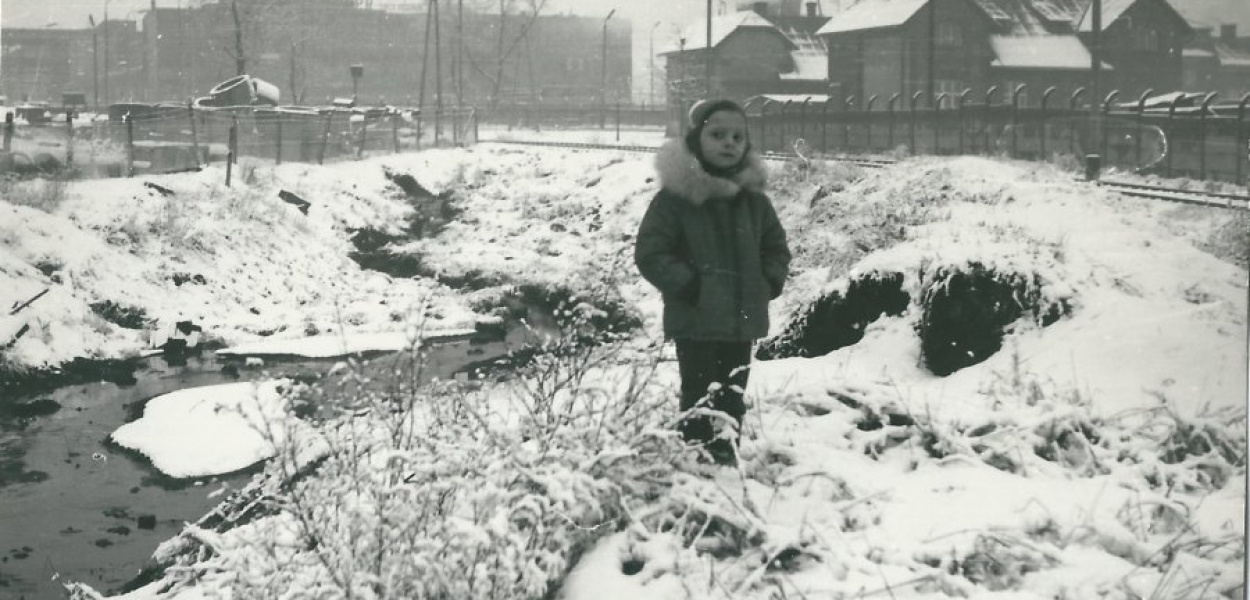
[0,0,715,35]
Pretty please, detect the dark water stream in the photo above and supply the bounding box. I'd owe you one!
[0,325,536,600]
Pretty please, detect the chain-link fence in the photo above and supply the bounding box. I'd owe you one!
[0,104,479,182]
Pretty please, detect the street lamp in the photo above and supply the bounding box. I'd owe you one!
[601,9,615,129]
[705,0,712,96]
[650,21,660,107]
[89,15,99,110]
[103,0,111,106]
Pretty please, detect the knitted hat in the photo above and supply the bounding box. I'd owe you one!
[687,98,746,129]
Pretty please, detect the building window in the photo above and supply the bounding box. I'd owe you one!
[937,23,963,47]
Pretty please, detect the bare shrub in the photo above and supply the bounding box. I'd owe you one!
[0,175,68,212]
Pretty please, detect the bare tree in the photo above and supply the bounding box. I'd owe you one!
[460,0,549,108]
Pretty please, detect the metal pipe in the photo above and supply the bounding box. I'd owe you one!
[1199,92,1218,180]
[1011,84,1026,158]
[1135,88,1152,167]
[1040,86,1056,159]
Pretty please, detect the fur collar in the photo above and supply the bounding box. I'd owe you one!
[655,138,767,206]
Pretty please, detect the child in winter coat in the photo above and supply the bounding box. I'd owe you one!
[634,98,791,466]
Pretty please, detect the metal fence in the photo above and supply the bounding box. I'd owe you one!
[476,103,668,131]
[0,104,479,181]
[744,88,1250,185]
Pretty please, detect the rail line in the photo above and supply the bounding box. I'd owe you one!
[1097,179,1250,211]
[481,139,892,169]
[482,139,1247,210]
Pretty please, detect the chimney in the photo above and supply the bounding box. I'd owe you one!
[1220,24,1236,41]
[806,2,818,16]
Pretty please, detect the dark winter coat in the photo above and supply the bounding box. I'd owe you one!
[635,139,791,342]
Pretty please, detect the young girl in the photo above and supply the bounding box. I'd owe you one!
[634,99,791,466]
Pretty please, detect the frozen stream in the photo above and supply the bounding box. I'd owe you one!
[0,325,533,600]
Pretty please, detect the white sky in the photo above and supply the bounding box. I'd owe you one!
[0,0,715,35]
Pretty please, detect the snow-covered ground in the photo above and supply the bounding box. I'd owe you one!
[2,142,1244,600]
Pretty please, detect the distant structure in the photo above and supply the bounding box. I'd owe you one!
[816,0,1193,109]
[1172,0,1250,98]
[0,1,632,110]
[661,0,832,123]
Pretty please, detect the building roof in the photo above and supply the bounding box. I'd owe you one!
[989,35,1113,68]
[1215,41,1250,66]
[815,0,930,34]
[1075,0,1134,31]
[664,10,783,53]
[1166,0,1250,32]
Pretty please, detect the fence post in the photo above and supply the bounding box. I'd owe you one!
[275,117,284,165]
[392,113,400,153]
[799,98,811,145]
[4,111,14,152]
[864,95,878,151]
[780,100,792,152]
[414,110,424,151]
[1100,90,1120,163]
[933,93,947,154]
[1167,94,1182,177]
[820,98,830,153]
[357,112,369,159]
[1069,87,1086,156]
[236,113,246,166]
[886,94,899,150]
[983,86,999,154]
[1135,89,1152,169]
[65,109,75,169]
[226,120,236,186]
[1238,94,1250,186]
[957,89,972,154]
[843,96,854,152]
[188,102,201,168]
[1011,84,1026,159]
[910,91,921,154]
[472,108,479,143]
[319,112,333,164]
[1040,87,1055,160]
[125,114,135,177]
[616,101,622,142]
[1199,92,1218,180]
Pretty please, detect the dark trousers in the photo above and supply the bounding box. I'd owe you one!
[675,339,752,445]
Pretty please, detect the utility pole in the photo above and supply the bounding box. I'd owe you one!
[650,21,660,107]
[434,0,442,140]
[149,0,158,101]
[90,16,99,110]
[420,0,432,111]
[705,0,713,96]
[927,0,936,106]
[1090,0,1102,155]
[457,0,464,109]
[104,1,111,106]
[601,9,616,128]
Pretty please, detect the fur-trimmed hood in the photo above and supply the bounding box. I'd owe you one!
[655,138,768,206]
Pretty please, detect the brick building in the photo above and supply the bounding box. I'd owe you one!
[661,0,832,120]
[1,1,632,110]
[816,0,1192,108]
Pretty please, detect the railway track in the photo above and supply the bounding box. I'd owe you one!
[482,139,1247,210]
[481,139,893,169]
[1097,179,1250,211]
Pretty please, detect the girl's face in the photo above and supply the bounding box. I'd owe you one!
[698,110,748,169]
